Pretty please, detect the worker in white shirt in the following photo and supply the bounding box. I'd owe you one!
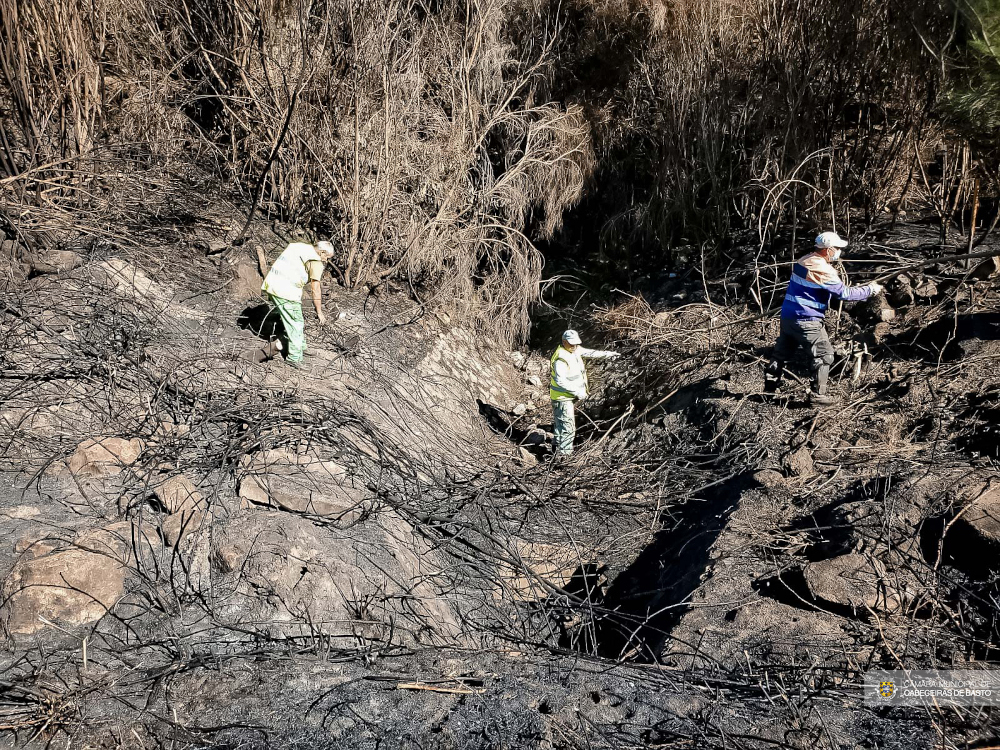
[549,329,620,456]
[259,241,335,367]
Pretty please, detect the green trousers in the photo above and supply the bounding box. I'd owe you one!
[552,399,575,455]
[268,294,305,362]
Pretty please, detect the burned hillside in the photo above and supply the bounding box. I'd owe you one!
[3,0,1000,748]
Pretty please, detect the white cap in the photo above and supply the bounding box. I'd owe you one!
[815,231,848,249]
[562,329,582,345]
[316,240,334,255]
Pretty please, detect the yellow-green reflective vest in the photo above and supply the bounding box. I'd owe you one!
[550,346,587,401]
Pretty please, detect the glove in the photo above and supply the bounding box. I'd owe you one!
[868,282,884,296]
[576,392,588,402]
[608,352,621,360]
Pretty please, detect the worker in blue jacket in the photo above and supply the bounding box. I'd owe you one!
[764,232,883,405]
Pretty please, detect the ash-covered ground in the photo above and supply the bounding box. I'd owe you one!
[1,218,999,749]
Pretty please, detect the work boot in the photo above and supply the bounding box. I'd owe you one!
[810,391,836,406]
[763,360,783,394]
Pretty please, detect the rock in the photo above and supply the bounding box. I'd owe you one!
[237,450,360,520]
[876,306,896,322]
[500,539,600,601]
[205,238,229,256]
[518,447,537,467]
[888,277,914,307]
[2,548,125,635]
[970,256,1000,281]
[153,475,205,514]
[209,512,460,641]
[66,437,144,478]
[801,553,899,612]
[527,374,542,387]
[913,279,938,299]
[238,475,350,516]
[512,403,528,417]
[955,483,1000,548]
[28,249,83,275]
[13,536,57,557]
[752,469,786,489]
[781,446,814,478]
[653,311,671,327]
[74,521,160,563]
[152,421,191,439]
[161,510,211,547]
[509,352,526,369]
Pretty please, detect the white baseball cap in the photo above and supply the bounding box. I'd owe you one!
[562,329,582,345]
[815,231,848,249]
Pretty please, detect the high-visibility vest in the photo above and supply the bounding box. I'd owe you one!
[550,346,587,401]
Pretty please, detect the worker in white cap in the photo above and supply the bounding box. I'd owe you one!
[259,240,336,367]
[549,329,620,456]
[764,231,883,405]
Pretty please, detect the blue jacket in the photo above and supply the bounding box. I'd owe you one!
[780,252,873,319]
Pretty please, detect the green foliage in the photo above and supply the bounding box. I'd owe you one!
[946,0,1000,150]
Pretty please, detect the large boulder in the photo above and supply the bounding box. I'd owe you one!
[2,548,125,635]
[209,511,460,643]
[66,437,143,478]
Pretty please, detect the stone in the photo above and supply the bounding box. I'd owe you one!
[802,553,899,612]
[153,421,191,439]
[512,403,528,417]
[238,475,357,518]
[518,447,537,467]
[888,277,914,307]
[162,510,211,547]
[970,256,1000,281]
[74,521,160,563]
[955,484,1000,548]
[153,475,205,514]
[66,437,144,478]
[876,307,896,322]
[13,537,57,557]
[209,511,461,641]
[781,446,814,478]
[753,469,786,489]
[29,249,83,275]
[509,352,526,369]
[527,374,542,387]
[500,539,599,601]
[913,279,938,299]
[2,548,126,635]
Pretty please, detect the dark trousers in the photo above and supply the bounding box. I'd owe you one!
[764,317,835,394]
